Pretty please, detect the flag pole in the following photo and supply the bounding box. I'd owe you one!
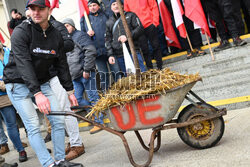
[116,0,140,77]
[0,27,10,40]
[205,32,215,61]
[84,11,92,31]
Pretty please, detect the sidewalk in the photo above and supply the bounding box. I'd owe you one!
[3,107,250,167]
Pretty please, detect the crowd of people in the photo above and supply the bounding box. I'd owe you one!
[0,0,249,166]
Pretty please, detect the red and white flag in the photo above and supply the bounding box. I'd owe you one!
[78,0,89,18]
[51,0,60,10]
[170,0,186,38]
[0,32,5,44]
[157,0,181,49]
[184,0,211,37]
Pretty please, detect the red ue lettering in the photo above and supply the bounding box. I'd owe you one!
[136,96,163,125]
[110,104,136,130]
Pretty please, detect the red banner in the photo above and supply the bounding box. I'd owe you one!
[185,0,211,37]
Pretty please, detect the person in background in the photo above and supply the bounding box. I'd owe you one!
[0,118,9,155]
[106,0,146,74]
[99,0,113,17]
[231,0,245,35]
[62,18,104,134]
[9,9,27,30]
[124,0,163,70]
[0,42,28,162]
[205,0,247,52]
[241,1,250,33]
[3,0,83,166]
[25,9,31,18]
[81,0,121,91]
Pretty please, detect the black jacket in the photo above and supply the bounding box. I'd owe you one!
[105,12,144,58]
[50,16,74,53]
[3,19,73,95]
[9,16,26,29]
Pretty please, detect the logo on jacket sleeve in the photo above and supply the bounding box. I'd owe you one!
[33,47,56,55]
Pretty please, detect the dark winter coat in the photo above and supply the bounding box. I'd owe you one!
[105,12,144,58]
[80,10,108,57]
[9,16,26,29]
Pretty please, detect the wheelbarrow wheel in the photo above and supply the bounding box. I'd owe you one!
[177,103,225,149]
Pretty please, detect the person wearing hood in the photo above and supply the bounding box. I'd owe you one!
[80,0,121,91]
[3,0,82,166]
[105,0,146,74]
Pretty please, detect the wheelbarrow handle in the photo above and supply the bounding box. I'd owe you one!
[70,105,91,110]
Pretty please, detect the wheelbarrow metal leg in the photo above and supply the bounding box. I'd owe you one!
[119,130,159,167]
[134,130,161,152]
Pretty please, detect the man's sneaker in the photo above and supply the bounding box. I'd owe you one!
[89,126,102,134]
[19,150,28,162]
[233,37,247,46]
[44,133,51,143]
[55,160,83,167]
[0,144,9,155]
[65,144,85,161]
[214,40,231,52]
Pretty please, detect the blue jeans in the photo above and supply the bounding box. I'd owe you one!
[117,52,146,75]
[73,71,103,124]
[0,105,24,152]
[6,83,65,167]
[0,117,8,145]
[96,55,121,90]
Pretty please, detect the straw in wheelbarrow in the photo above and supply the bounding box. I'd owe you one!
[86,68,201,118]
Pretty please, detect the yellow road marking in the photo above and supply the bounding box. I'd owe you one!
[178,95,250,112]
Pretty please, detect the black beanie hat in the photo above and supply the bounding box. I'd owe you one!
[109,0,123,7]
[88,0,100,6]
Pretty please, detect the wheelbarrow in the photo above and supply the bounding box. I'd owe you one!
[50,81,226,167]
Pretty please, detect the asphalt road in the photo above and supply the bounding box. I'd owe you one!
[4,107,250,167]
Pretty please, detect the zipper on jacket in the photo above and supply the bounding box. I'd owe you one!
[43,30,47,38]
